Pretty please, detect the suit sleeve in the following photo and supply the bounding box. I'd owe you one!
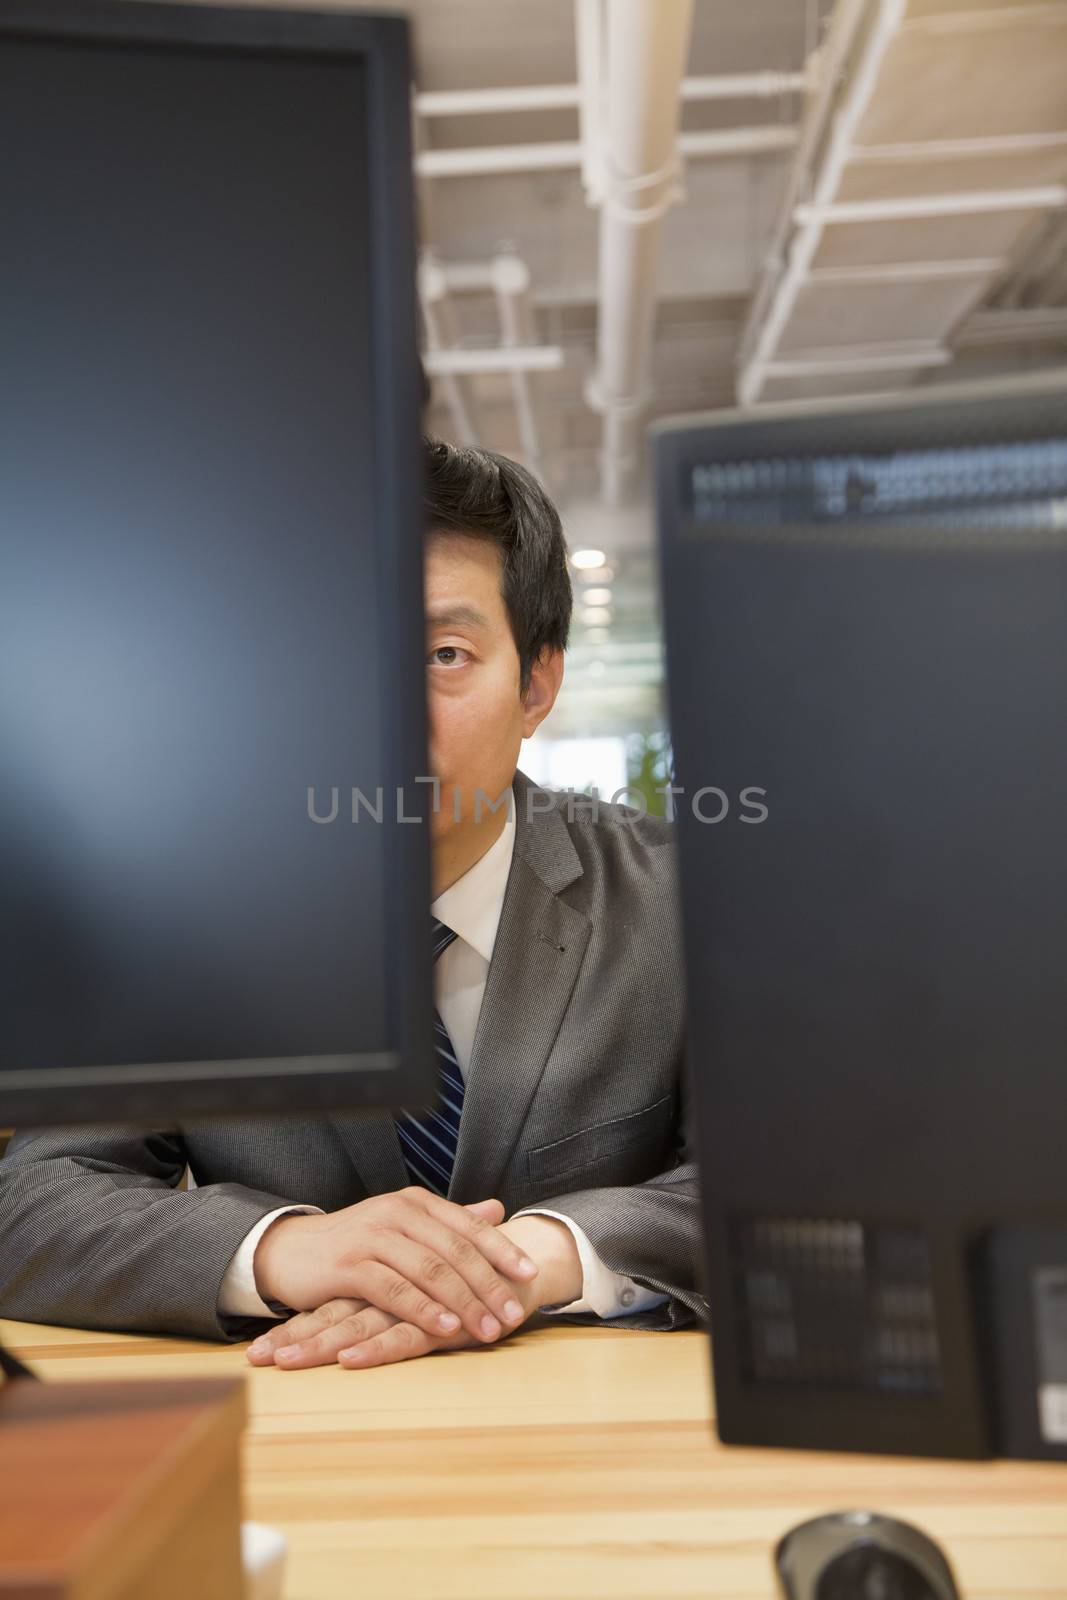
[0,1125,298,1341]
[523,1060,707,1332]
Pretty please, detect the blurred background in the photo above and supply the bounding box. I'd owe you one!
[195,0,1067,800]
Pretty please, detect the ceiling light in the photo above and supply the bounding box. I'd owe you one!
[571,548,607,571]
[580,606,612,626]
[584,627,610,645]
[581,587,613,606]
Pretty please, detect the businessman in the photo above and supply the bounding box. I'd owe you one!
[0,438,703,1369]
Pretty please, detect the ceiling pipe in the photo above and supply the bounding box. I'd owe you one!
[583,0,695,504]
[575,0,606,204]
[415,124,796,180]
[422,346,565,376]
[414,70,807,119]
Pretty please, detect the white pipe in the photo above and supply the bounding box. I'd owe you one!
[423,346,565,376]
[416,143,582,179]
[415,125,796,179]
[796,186,1067,224]
[418,258,480,445]
[588,0,697,499]
[682,126,798,158]
[414,70,807,119]
[491,255,545,475]
[682,71,809,100]
[576,0,605,204]
[588,0,694,504]
[738,0,909,408]
[428,262,496,293]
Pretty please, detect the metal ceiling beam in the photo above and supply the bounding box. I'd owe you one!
[796,187,1067,225]
[849,130,1067,162]
[737,0,910,408]
[491,255,547,477]
[955,308,1067,346]
[417,258,482,445]
[735,0,871,401]
[808,257,1006,283]
[763,343,951,378]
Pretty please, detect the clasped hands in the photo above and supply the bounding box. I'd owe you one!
[246,1189,582,1372]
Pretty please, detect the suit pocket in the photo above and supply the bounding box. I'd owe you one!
[525,1093,674,1189]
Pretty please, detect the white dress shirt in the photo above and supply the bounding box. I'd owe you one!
[219,807,666,1322]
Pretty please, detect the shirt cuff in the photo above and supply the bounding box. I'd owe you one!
[216,1205,324,1319]
[512,1208,670,1320]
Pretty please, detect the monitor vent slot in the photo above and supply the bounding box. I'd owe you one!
[732,1217,941,1395]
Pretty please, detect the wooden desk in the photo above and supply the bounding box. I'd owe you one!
[3,1316,1066,1599]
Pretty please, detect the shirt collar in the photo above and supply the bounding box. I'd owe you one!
[431,808,516,966]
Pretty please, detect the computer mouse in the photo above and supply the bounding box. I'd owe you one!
[775,1511,960,1600]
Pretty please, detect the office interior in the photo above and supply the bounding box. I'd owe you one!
[3,1,1067,1597]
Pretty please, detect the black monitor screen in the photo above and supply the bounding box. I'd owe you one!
[0,7,430,1123]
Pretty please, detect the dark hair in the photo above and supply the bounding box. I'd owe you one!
[423,437,572,692]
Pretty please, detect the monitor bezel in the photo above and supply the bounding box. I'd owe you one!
[0,0,434,1125]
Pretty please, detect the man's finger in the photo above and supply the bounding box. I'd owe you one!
[368,1220,519,1342]
[246,1298,366,1365]
[275,1306,396,1369]
[341,1258,464,1339]
[337,1320,435,1369]
[414,1191,540,1284]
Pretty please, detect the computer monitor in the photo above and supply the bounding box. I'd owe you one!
[655,374,1067,1461]
[0,2,433,1127]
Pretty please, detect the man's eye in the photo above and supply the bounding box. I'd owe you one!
[428,645,468,667]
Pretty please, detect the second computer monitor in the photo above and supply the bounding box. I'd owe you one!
[0,2,432,1126]
[656,376,1067,1460]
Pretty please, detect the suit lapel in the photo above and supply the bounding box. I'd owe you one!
[326,775,590,1206]
[448,778,591,1204]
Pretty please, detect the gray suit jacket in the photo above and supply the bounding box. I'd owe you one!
[0,773,705,1341]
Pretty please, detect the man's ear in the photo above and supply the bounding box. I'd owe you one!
[520,647,565,739]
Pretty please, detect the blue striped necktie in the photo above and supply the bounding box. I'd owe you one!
[395,917,463,1196]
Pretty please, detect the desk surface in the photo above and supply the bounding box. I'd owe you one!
[3,1316,1066,1600]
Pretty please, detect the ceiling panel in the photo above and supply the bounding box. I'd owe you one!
[759,367,927,403]
[812,209,1047,267]
[855,10,1067,145]
[410,0,576,91]
[779,272,992,350]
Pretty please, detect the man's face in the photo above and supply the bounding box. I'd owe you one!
[424,532,561,853]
